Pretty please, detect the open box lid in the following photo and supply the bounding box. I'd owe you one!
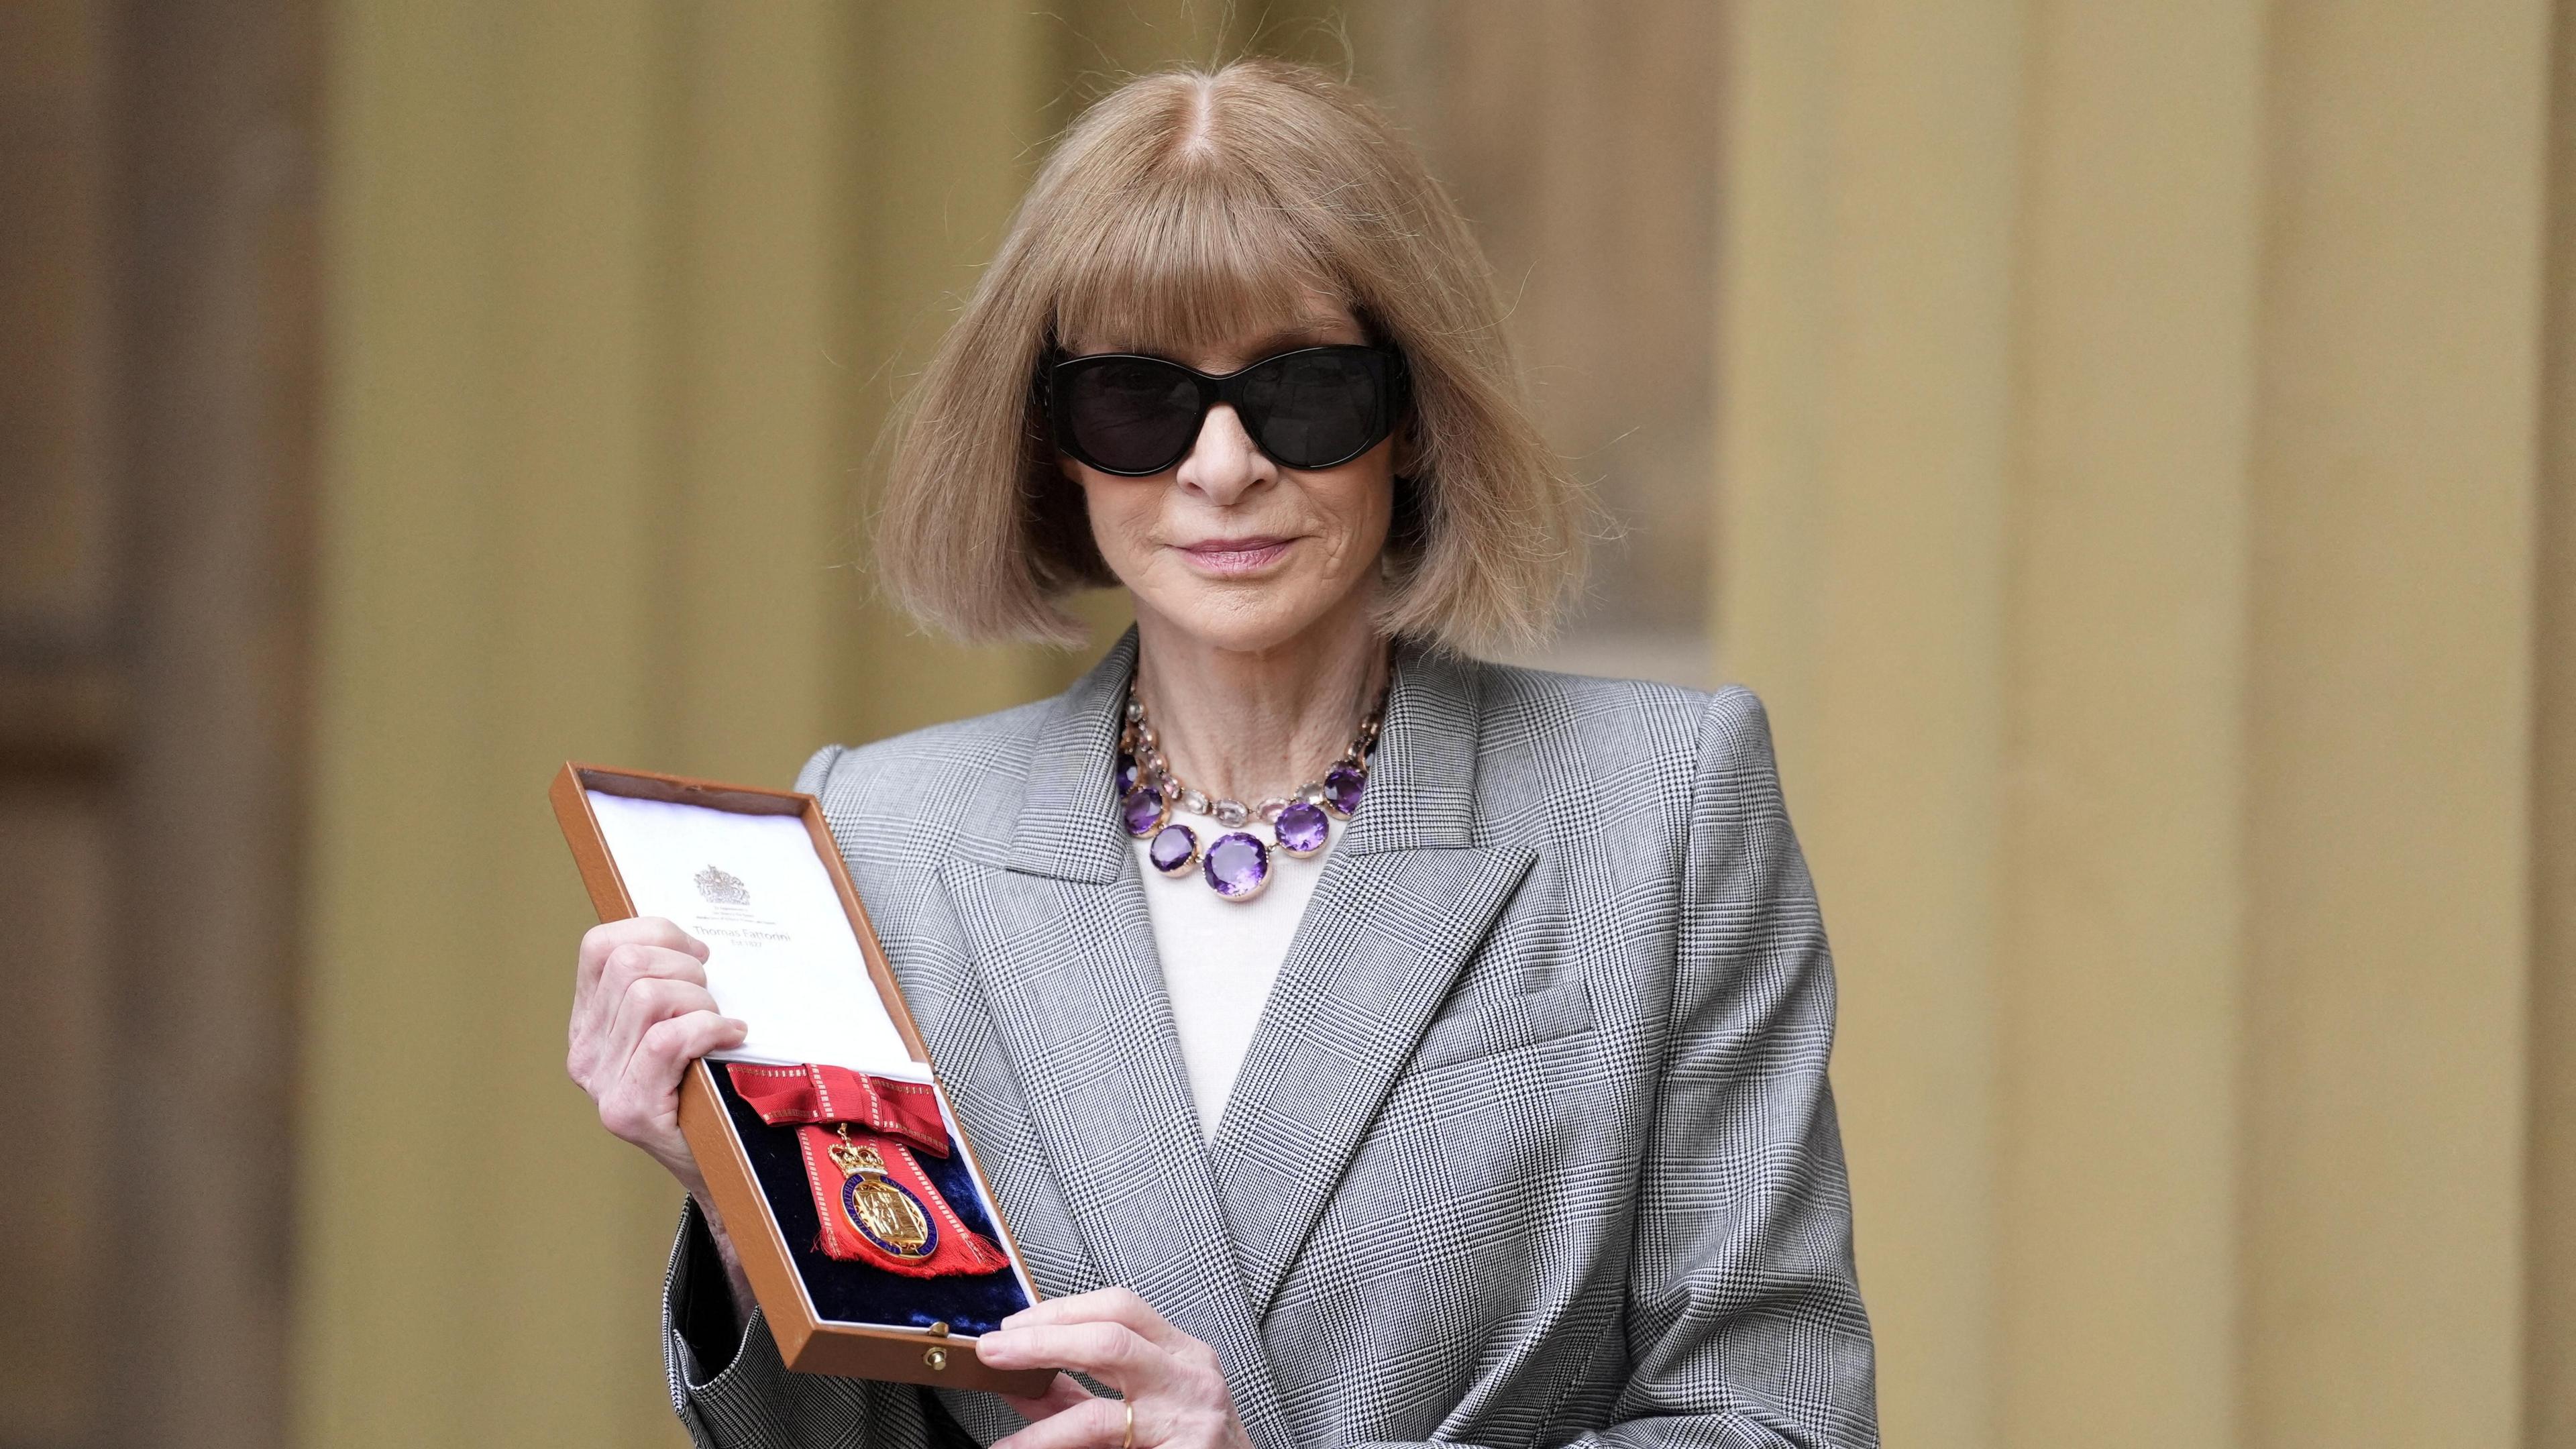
[551,762,1047,1392]
[577,783,922,1077]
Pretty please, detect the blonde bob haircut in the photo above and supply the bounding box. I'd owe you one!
[875,59,1587,653]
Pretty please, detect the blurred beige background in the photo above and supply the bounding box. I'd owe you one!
[4,3,2572,1448]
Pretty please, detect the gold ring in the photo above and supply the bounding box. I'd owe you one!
[1121,1401,1135,1449]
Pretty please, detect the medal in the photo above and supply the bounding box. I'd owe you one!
[830,1127,936,1260]
[728,1061,1014,1278]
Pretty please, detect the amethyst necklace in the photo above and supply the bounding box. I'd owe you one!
[1116,669,1390,902]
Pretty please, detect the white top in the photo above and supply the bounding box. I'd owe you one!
[1132,812,1341,1140]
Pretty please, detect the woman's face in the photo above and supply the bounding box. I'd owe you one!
[1061,299,1396,657]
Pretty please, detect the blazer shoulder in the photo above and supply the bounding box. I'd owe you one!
[793,696,1055,852]
[1695,682,1783,784]
[1470,658,1726,781]
[1466,661,1790,855]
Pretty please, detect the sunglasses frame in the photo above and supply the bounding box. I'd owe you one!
[1046,343,1407,477]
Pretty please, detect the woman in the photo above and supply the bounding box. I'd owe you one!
[568,60,1875,1449]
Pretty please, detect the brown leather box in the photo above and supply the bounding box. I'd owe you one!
[552,761,1050,1394]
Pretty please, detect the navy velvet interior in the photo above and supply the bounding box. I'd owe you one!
[714,1067,1031,1334]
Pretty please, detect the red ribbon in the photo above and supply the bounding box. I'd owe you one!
[725,1062,950,1153]
[725,1063,1012,1278]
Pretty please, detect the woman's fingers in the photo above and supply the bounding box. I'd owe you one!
[602,973,719,1069]
[634,1010,748,1080]
[576,917,706,994]
[594,943,713,1014]
[987,1393,1130,1449]
[565,918,731,1195]
[596,1008,742,1147]
[979,1293,1241,1449]
[998,1372,1096,1424]
[577,971,722,1124]
[998,1286,1187,1351]
[600,979,724,1126]
[975,1320,1166,1398]
[570,935,712,1083]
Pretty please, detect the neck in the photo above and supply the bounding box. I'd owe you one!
[1130,592,1389,806]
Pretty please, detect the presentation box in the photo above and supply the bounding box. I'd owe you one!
[552,762,1047,1394]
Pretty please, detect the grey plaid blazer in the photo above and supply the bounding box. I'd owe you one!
[659,633,1876,1448]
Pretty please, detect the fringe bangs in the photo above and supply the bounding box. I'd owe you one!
[1049,165,1346,356]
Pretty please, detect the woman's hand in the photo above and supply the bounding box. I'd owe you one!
[978,1289,1255,1449]
[566,916,747,1195]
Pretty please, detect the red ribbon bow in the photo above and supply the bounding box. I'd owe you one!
[724,1063,1012,1279]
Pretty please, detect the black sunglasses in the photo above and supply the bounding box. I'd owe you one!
[1048,344,1406,477]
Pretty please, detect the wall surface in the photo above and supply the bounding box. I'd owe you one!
[2530,3,2576,1438]
[0,4,317,1448]
[1717,3,2561,1446]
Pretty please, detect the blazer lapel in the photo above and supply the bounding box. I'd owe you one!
[1205,648,1534,1316]
[947,633,1297,1449]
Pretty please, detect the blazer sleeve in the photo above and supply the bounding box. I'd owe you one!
[659,1198,946,1449]
[1598,686,1878,1447]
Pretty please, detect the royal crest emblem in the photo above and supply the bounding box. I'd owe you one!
[693,863,749,906]
[831,1134,936,1259]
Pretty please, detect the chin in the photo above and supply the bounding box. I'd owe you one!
[1150,580,1346,656]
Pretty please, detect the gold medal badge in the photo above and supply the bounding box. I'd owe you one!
[830,1126,936,1260]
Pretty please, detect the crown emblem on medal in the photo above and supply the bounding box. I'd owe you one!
[692,863,749,906]
[831,1130,936,1258]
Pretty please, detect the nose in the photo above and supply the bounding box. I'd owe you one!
[1173,402,1273,505]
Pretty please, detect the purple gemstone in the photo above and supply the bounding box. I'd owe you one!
[1322,763,1366,818]
[1148,823,1199,875]
[1201,831,1270,900]
[1120,783,1167,837]
[1115,756,1136,796]
[1275,800,1329,857]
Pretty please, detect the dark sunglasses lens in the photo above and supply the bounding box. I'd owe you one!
[1061,359,1202,473]
[1236,351,1387,468]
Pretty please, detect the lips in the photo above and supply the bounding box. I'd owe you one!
[1177,536,1294,575]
